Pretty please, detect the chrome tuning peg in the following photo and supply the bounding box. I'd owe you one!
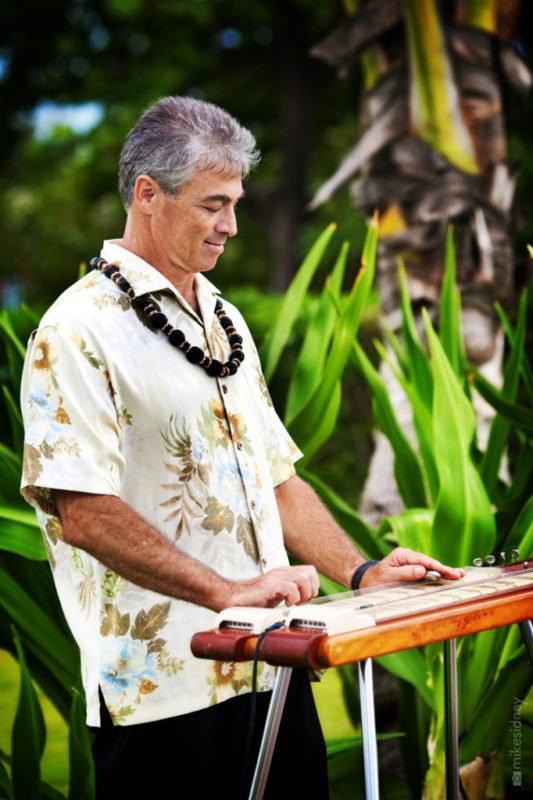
[500,551,507,563]
[485,555,496,566]
[473,557,483,567]
[511,549,520,561]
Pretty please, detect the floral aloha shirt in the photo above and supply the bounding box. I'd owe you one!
[20,240,301,727]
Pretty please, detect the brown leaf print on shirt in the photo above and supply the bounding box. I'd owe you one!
[201,497,235,535]
[160,415,211,540]
[100,603,130,637]
[130,602,171,641]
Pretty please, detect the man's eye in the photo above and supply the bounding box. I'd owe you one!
[204,206,221,213]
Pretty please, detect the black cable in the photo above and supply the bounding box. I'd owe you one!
[240,620,286,800]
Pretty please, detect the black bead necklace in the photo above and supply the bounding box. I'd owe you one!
[90,257,245,378]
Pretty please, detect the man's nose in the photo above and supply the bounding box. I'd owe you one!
[215,206,238,237]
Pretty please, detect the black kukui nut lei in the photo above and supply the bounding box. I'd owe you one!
[90,257,245,378]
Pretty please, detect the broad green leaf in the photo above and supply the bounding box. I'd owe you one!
[495,294,533,405]
[424,310,496,565]
[377,649,432,706]
[371,337,440,504]
[398,262,433,408]
[378,508,434,554]
[0,520,47,560]
[2,386,23,455]
[351,340,428,508]
[11,628,46,800]
[506,495,533,557]
[439,227,463,376]
[285,241,348,424]
[0,567,79,690]
[68,689,94,800]
[289,220,377,464]
[261,223,336,382]
[459,627,512,728]
[481,289,527,494]
[404,0,478,173]
[0,754,13,800]
[292,381,342,465]
[301,469,386,559]
[459,655,532,761]
[0,311,27,361]
[472,370,533,434]
[0,506,40,528]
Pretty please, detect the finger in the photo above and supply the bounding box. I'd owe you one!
[386,548,465,580]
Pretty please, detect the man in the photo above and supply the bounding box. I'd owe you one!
[20,96,462,799]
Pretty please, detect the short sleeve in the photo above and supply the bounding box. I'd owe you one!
[20,321,125,512]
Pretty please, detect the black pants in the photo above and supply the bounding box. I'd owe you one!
[91,669,329,799]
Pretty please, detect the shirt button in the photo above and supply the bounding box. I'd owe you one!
[251,501,256,509]
[262,559,267,568]
[221,384,228,394]
[237,442,243,450]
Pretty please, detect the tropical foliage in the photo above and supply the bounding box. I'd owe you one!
[1,220,532,798]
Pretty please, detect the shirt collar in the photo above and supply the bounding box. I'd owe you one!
[100,240,221,326]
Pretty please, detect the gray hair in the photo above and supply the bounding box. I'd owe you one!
[118,96,260,209]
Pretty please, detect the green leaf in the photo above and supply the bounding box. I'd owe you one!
[439,227,464,376]
[378,508,434,554]
[261,223,337,382]
[285,241,348,424]
[495,295,533,405]
[0,566,79,690]
[68,689,94,800]
[0,754,13,800]
[506,494,533,556]
[459,655,533,761]
[2,386,23,456]
[398,262,433,408]
[377,649,432,706]
[0,311,27,361]
[351,340,428,508]
[0,506,40,528]
[472,371,533,434]
[289,220,378,464]
[0,520,47,560]
[300,470,387,560]
[11,628,46,800]
[481,289,528,494]
[424,309,496,565]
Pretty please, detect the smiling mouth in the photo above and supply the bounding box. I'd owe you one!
[205,240,225,254]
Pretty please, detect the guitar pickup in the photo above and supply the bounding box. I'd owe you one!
[286,605,376,635]
[216,606,288,634]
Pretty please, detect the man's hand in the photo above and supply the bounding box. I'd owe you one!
[359,547,465,589]
[227,565,320,608]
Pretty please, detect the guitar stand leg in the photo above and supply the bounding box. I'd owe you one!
[444,638,460,800]
[248,666,293,800]
[519,620,533,665]
[358,658,380,800]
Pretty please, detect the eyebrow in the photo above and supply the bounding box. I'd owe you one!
[202,191,245,204]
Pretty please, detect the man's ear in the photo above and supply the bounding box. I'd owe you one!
[133,175,159,214]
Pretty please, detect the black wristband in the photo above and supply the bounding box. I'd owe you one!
[351,560,379,591]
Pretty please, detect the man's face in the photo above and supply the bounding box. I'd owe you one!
[150,167,243,277]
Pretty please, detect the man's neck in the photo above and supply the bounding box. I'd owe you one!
[115,233,201,316]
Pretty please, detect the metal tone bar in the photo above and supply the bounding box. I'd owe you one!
[519,620,533,665]
[358,658,380,800]
[248,666,292,800]
[443,639,460,800]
